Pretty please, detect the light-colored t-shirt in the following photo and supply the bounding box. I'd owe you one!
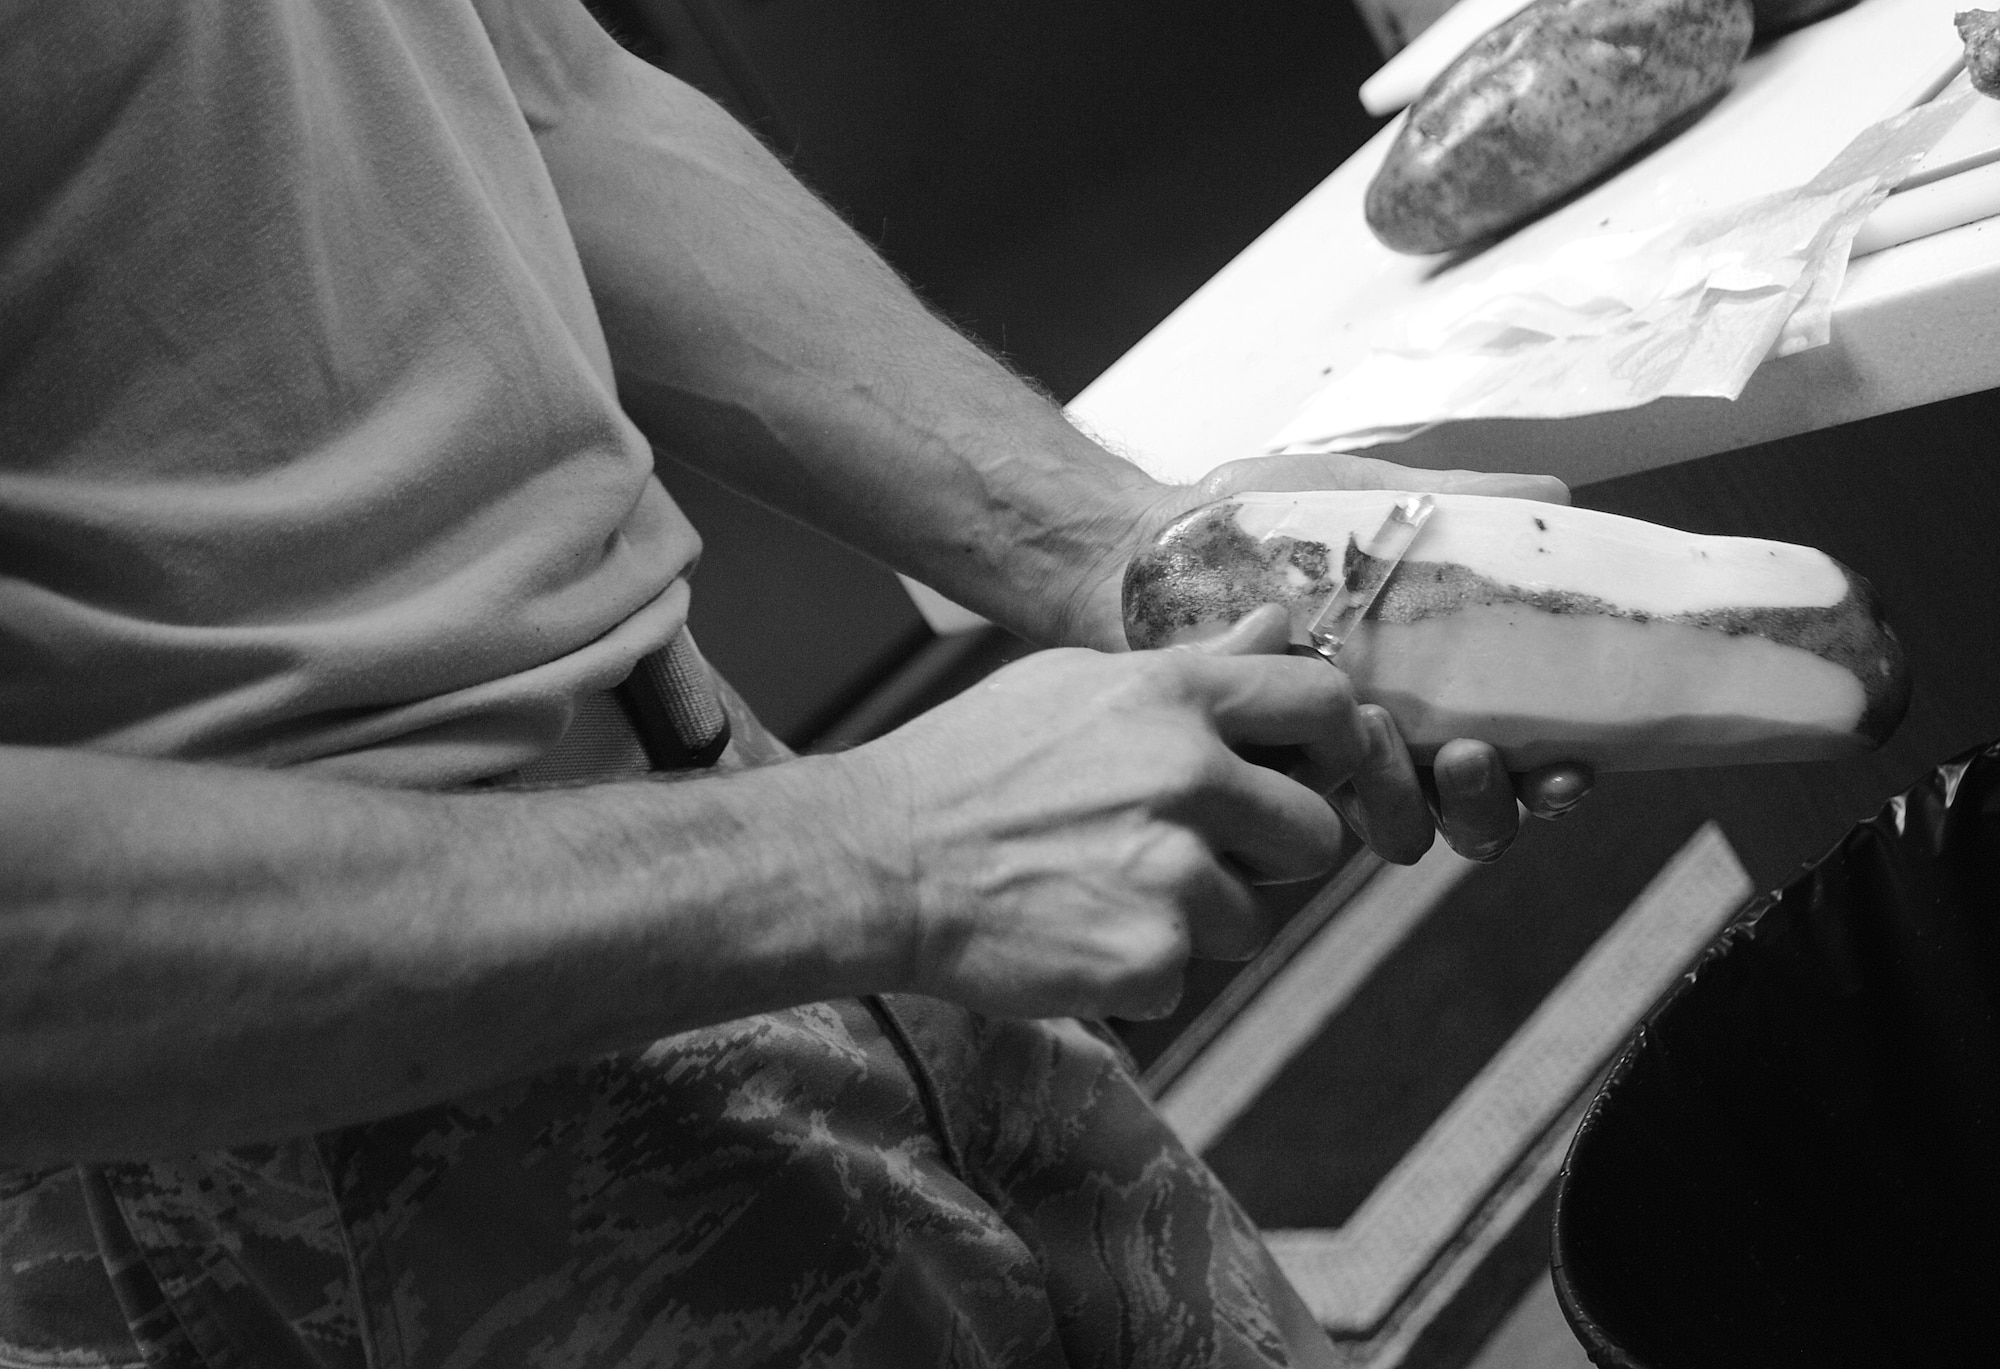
[0,0,702,787]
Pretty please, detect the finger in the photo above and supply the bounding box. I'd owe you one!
[1192,857,1276,960]
[1166,614,1373,763]
[1195,453,1570,507]
[1097,943,1190,1021]
[1202,690,1369,879]
[1321,706,1435,865]
[1157,604,1367,877]
[1431,739,1524,863]
[1185,747,1348,883]
[1169,601,1294,657]
[1110,974,1186,1023]
[1518,762,1594,820]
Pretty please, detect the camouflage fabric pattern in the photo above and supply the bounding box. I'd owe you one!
[3,662,1323,1367]
[3,995,1316,1368]
[1,1165,151,1369]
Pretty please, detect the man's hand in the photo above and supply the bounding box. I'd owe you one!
[1054,449,1571,652]
[844,605,1485,1021]
[494,13,1588,860]
[1054,450,1594,850]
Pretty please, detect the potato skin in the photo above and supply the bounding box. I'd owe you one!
[1962,10,2000,98]
[1365,0,1755,255]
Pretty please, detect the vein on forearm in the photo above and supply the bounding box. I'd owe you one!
[537,59,1154,646]
[0,746,896,1162]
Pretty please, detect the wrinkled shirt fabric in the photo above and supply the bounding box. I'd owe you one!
[0,3,1315,1366]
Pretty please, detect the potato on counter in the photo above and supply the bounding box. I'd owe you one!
[1365,0,1755,255]
[1960,9,2000,96]
[1122,491,1909,772]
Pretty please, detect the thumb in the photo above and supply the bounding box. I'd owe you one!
[1168,602,1296,658]
[1169,602,1371,787]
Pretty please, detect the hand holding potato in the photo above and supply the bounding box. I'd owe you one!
[847,606,1533,1021]
[1062,450,1592,832]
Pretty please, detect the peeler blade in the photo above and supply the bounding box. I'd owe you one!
[1303,493,1435,665]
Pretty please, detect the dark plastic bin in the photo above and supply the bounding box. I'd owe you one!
[1551,741,2000,1368]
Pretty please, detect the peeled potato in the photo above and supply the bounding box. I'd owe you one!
[1122,491,1909,772]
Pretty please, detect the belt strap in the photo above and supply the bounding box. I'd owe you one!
[617,631,732,770]
[507,631,732,787]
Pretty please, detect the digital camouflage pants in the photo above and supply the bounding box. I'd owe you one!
[4,651,1331,1368]
[3,995,1331,1368]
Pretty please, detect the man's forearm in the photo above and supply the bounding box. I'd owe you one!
[493,3,1158,647]
[0,743,903,1163]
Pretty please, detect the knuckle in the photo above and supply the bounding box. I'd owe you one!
[1131,647,1199,698]
[1086,652,1192,723]
[1132,732,1223,801]
[1131,825,1214,887]
[1078,918,1190,1022]
[1129,917,1192,976]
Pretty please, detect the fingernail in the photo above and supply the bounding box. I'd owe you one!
[1463,839,1510,863]
[1364,709,1393,761]
[1535,777,1590,819]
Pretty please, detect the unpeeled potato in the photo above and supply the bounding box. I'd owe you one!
[1365,0,1755,255]
[1961,9,2000,97]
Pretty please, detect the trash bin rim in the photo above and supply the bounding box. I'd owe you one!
[1546,737,2000,1366]
[1548,906,1772,1369]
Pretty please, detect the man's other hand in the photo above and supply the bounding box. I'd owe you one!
[845,605,1518,1022]
[1060,449,1592,833]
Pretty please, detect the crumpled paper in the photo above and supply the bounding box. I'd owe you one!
[1267,85,1978,455]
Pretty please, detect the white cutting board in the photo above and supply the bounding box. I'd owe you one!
[1066,0,1977,486]
[1854,74,2000,254]
[1903,79,2000,188]
[1287,0,1972,439]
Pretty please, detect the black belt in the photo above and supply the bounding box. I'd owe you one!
[507,631,732,787]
